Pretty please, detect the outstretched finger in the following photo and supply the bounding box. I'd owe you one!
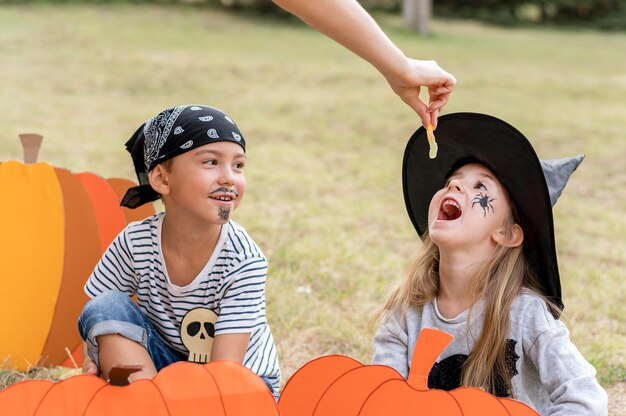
[429,107,440,129]
[412,99,431,128]
[399,89,431,128]
[428,84,451,111]
[428,93,451,112]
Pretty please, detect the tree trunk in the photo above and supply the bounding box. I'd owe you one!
[403,0,432,36]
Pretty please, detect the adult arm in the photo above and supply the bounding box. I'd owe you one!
[272,0,456,128]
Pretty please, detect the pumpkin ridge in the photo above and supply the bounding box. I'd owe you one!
[205,360,279,415]
[76,172,127,253]
[357,378,416,415]
[311,364,401,416]
[84,379,170,415]
[0,379,55,415]
[154,361,226,416]
[278,354,363,416]
[81,382,104,416]
[0,161,65,369]
[450,386,512,415]
[33,374,107,416]
[202,362,228,414]
[153,378,174,416]
[1,136,155,371]
[40,168,98,366]
[498,397,539,415]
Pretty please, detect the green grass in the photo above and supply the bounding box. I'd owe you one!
[0,3,624,410]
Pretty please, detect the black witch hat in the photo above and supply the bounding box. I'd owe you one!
[403,113,583,314]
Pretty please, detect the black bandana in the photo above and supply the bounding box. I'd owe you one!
[121,105,246,208]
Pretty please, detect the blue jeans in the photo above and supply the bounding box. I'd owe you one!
[78,291,278,400]
[78,290,185,371]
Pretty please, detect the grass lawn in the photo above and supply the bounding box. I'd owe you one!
[0,4,624,413]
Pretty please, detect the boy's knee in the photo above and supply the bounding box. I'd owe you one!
[81,291,133,317]
[78,291,136,338]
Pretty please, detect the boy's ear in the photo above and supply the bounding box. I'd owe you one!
[492,224,524,248]
[148,164,170,196]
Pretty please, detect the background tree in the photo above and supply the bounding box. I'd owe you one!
[403,0,432,35]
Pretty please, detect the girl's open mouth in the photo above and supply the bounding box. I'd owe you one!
[438,198,462,221]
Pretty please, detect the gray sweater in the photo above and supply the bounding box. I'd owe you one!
[373,291,608,415]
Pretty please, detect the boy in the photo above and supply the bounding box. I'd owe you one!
[78,105,281,396]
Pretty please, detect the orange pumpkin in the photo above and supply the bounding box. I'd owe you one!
[0,360,279,416]
[278,328,539,416]
[0,134,154,370]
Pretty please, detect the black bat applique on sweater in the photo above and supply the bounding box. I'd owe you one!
[427,339,520,397]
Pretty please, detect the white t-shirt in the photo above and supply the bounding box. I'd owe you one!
[85,212,281,391]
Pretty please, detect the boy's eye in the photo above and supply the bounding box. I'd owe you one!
[234,162,245,169]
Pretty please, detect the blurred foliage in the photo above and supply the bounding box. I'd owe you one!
[0,0,624,27]
[214,0,626,29]
[434,0,626,29]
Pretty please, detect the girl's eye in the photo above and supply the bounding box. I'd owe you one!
[202,159,217,166]
[474,181,487,190]
[234,161,245,169]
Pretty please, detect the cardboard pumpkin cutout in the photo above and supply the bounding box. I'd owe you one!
[0,134,155,370]
[0,360,279,416]
[278,328,539,416]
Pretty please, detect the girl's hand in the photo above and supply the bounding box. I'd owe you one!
[384,58,456,129]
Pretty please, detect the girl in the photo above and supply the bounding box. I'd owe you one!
[373,113,607,415]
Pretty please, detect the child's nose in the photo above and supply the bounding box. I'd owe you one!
[218,167,235,185]
[447,179,463,193]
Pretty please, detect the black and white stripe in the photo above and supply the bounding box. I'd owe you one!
[85,213,281,391]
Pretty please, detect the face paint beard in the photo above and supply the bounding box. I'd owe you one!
[218,207,231,221]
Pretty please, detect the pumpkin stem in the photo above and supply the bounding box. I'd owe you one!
[407,328,454,391]
[19,133,43,164]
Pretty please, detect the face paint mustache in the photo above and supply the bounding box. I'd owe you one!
[209,187,239,198]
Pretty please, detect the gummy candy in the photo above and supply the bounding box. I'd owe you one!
[427,124,438,159]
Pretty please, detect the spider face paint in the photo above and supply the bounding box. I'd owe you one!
[218,207,231,221]
[472,192,496,217]
[429,164,513,251]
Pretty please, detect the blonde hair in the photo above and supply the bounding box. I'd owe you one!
[372,203,553,396]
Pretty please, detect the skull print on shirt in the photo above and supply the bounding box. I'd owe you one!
[180,308,219,363]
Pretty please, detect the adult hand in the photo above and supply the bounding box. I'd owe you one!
[384,58,456,129]
[271,0,457,129]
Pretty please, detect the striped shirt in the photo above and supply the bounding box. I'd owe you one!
[84,212,281,391]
